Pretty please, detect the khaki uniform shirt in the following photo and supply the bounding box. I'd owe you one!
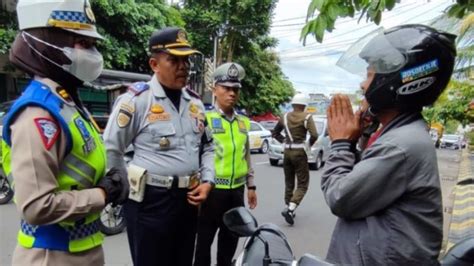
[272,111,318,146]
[9,78,105,266]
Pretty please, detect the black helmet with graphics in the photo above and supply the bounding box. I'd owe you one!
[337,24,456,112]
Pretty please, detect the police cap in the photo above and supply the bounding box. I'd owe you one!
[149,27,199,56]
[212,62,246,88]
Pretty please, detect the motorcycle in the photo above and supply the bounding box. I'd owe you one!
[98,149,134,236]
[223,207,474,266]
[0,172,14,205]
[98,203,126,236]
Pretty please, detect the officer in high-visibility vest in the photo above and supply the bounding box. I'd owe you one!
[272,93,318,225]
[3,1,128,265]
[194,62,257,266]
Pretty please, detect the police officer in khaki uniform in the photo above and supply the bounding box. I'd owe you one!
[194,62,257,266]
[272,93,318,225]
[103,27,215,266]
[3,1,127,265]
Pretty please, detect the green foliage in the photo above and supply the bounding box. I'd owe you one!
[422,80,474,127]
[0,9,18,56]
[238,44,294,115]
[92,0,185,72]
[302,0,474,43]
[182,0,294,114]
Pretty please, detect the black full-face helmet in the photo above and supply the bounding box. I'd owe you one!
[337,24,457,112]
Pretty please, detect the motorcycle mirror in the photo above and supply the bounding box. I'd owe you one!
[440,237,474,266]
[223,207,258,237]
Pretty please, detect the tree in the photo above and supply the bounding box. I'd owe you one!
[301,0,474,43]
[92,0,184,72]
[181,0,295,115]
[0,0,184,73]
[238,43,294,115]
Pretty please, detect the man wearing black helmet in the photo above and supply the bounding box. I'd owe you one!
[321,24,456,265]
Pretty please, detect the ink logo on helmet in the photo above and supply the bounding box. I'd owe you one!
[397,76,436,95]
[227,64,239,79]
[84,0,96,23]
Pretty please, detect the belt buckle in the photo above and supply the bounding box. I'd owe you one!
[187,173,200,190]
[167,176,174,189]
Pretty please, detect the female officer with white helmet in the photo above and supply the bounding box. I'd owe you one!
[3,0,127,265]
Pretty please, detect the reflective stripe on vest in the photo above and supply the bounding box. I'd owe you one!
[1,81,106,253]
[206,111,249,189]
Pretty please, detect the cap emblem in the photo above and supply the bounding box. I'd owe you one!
[227,64,239,79]
[84,0,96,23]
[177,30,187,43]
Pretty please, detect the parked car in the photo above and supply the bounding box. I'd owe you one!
[259,120,278,131]
[248,121,272,153]
[440,134,463,149]
[268,115,330,170]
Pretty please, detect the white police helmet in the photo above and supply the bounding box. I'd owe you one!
[291,93,309,106]
[17,0,103,39]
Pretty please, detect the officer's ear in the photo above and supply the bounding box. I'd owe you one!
[149,52,163,73]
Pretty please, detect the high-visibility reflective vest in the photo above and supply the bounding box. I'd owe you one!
[2,80,106,253]
[206,111,250,189]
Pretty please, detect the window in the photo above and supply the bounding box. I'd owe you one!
[250,123,261,132]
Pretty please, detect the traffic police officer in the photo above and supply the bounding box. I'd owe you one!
[272,93,318,225]
[103,27,215,266]
[3,0,127,265]
[194,62,257,266]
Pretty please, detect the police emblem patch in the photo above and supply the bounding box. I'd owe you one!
[34,118,59,150]
[227,64,239,79]
[117,111,132,128]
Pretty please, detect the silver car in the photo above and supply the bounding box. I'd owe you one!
[268,115,330,170]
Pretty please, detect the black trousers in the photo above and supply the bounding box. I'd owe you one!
[124,185,198,266]
[194,186,245,266]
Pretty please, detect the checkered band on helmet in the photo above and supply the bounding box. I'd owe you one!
[50,10,88,24]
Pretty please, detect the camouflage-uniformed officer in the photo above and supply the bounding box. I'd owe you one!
[194,62,257,266]
[272,93,318,225]
[103,27,214,266]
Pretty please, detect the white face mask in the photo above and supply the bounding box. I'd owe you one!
[21,31,104,82]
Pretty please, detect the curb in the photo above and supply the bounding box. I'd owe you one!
[446,149,474,251]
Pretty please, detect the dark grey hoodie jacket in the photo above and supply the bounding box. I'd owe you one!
[321,113,442,265]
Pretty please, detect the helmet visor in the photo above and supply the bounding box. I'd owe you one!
[336,28,407,77]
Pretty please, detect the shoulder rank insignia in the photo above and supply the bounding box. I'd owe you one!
[186,88,201,99]
[34,117,60,150]
[127,82,150,96]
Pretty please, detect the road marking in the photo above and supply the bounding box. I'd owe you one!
[452,206,474,216]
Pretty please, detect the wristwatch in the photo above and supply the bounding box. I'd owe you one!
[202,180,215,189]
[247,186,256,190]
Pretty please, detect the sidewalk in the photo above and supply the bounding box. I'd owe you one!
[445,149,474,251]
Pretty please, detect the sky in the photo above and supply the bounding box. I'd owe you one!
[270,0,453,96]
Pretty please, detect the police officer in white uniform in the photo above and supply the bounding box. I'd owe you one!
[103,27,215,266]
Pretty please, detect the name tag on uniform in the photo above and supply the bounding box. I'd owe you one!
[211,118,225,134]
[74,117,96,154]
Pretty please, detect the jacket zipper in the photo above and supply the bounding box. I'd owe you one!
[230,120,236,189]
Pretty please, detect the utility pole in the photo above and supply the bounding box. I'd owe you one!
[211,24,226,105]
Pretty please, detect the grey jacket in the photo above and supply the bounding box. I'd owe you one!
[321,113,442,265]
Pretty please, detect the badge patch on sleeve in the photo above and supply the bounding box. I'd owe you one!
[34,118,60,150]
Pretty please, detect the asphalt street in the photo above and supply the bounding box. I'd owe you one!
[0,149,462,265]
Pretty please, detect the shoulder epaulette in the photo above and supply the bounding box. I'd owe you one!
[127,82,149,96]
[186,88,201,99]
